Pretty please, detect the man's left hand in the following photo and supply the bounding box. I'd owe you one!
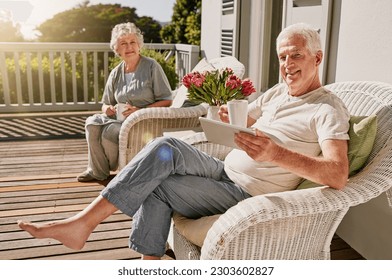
[234,129,282,162]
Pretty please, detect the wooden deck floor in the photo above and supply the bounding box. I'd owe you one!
[0,135,364,260]
[0,138,142,260]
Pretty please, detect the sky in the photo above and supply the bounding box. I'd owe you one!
[0,0,176,40]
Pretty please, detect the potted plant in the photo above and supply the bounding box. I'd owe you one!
[182,68,256,120]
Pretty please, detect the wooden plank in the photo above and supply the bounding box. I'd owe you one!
[0,173,84,183]
[0,238,130,260]
[0,155,87,163]
[1,155,87,164]
[0,140,87,151]
[34,247,140,260]
[0,167,87,180]
[1,203,91,217]
[0,185,101,199]
[0,181,102,193]
[0,111,97,119]
[0,177,88,188]
[1,228,131,250]
[0,169,87,181]
[0,196,99,211]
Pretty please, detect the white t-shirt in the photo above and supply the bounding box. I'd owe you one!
[224,83,350,196]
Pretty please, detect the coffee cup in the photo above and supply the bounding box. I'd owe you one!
[115,103,127,121]
[227,100,248,128]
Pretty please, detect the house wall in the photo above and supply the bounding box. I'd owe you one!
[334,0,392,84]
[333,0,392,260]
[201,0,392,86]
[201,0,275,94]
[200,0,221,59]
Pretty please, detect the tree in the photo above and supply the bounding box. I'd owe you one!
[0,10,23,42]
[36,1,161,43]
[136,16,162,43]
[160,0,201,45]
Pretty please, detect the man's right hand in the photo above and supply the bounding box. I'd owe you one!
[219,104,256,127]
[218,105,230,123]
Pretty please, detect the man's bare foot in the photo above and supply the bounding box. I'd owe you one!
[17,219,92,250]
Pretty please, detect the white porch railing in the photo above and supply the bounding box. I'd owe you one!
[0,43,199,113]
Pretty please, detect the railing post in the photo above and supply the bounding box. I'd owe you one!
[0,42,198,113]
[174,44,200,85]
[0,52,11,106]
[188,45,200,72]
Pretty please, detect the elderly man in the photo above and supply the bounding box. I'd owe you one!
[18,23,350,260]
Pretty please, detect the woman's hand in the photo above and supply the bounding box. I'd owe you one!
[103,104,116,117]
[122,103,139,118]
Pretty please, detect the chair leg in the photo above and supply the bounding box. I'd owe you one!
[165,248,176,260]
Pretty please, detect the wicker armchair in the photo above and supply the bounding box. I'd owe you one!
[118,104,208,169]
[168,81,392,260]
[117,56,246,170]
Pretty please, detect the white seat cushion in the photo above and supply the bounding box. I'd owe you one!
[173,212,221,247]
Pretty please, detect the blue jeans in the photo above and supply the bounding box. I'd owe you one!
[101,136,251,257]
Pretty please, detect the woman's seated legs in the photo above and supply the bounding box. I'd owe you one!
[101,122,121,171]
[78,122,121,181]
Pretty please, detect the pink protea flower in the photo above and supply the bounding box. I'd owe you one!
[225,75,241,90]
[223,67,234,75]
[191,72,205,87]
[182,73,194,88]
[241,79,256,96]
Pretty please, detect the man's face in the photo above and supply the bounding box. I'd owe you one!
[278,35,322,96]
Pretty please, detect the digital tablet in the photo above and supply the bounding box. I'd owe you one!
[199,117,256,148]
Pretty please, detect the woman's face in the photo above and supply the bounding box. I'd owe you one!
[116,33,140,60]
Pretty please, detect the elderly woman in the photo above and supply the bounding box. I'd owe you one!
[77,22,173,182]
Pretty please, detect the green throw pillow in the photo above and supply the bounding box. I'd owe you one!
[297,114,378,190]
[347,115,377,175]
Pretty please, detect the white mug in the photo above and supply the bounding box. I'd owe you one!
[115,103,127,121]
[227,100,248,128]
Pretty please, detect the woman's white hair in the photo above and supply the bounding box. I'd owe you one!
[110,22,144,55]
[276,23,321,55]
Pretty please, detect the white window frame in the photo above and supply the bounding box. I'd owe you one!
[282,0,333,84]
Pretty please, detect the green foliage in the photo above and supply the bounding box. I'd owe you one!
[37,2,162,43]
[1,51,108,104]
[136,17,163,43]
[184,12,201,46]
[142,49,178,89]
[160,0,201,45]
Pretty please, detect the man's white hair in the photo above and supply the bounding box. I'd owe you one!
[276,23,321,54]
